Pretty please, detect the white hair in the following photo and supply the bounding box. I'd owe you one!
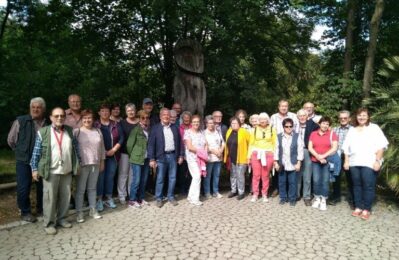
[30,97,46,110]
[297,109,307,116]
[125,103,136,111]
[258,112,269,121]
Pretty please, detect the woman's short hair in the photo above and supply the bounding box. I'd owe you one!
[282,118,294,127]
[137,110,149,118]
[353,108,370,126]
[235,109,247,118]
[99,104,111,111]
[111,103,120,110]
[297,109,307,116]
[318,116,331,125]
[258,112,270,122]
[191,114,202,122]
[125,103,136,111]
[81,109,94,117]
[230,116,242,126]
[204,115,213,124]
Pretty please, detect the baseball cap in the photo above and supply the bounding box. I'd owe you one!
[143,98,153,105]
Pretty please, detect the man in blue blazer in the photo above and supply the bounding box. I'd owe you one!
[148,108,184,207]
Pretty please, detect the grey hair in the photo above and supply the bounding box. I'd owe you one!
[125,103,136,111]
[181,111,192,118]
[297,109,308,116]
[170,109,177,116]
[339,110,351,117]
[30,97,46,110]
[204,115,213,124]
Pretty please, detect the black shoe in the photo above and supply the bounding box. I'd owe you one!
[228,192,237,198]
[237,194,245,200]
[169,200,178,206]
[156,201,163,208]
[290,201,296,207]
[271,190,279,198]
[328,199,338,206]
[21,213,37,223]
[279,200,286,205]
[304,199,312,207]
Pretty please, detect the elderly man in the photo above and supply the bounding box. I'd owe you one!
[269,99,299,197]
[7,97,47,222]
[171,102,182,127]
[212,110,228,141]
[142,97,160,127]
[330,110,353,206]
[30,107,79,235]
[303,102,321,124]
[297,109,319,206]
[65,94,82,129]
[148,108,184,208]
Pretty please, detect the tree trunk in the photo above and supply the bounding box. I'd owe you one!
[362,0,384,100]
[0,0,11,41]
[343,0,356,77]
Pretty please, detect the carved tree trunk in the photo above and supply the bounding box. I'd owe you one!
[0,0,11,41]
[362,0,384,99]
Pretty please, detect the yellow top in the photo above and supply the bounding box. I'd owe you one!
[247,125,277,158]
[224,128,250,164]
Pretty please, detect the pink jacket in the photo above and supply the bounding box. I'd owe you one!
[196,148,208,177]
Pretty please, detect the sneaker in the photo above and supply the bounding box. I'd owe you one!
[162,196,168,201]
[128,200,141,208]
[140,199,150,206]
[304,199,312,206]
[190,200,203,206]
[169,200,178,206]
[57,220,72,228]
[215,193,223,199]
[156,200,163,208]
[227,192,237,198]
[89,208,102,219]
[312,196,321,209]
[104,198,117,209]
[204,194,212,200]
[250,196,257,202]
[119,198,126,205]
[262,195,269,203]
[76,212,85,223]
[319,198,327,211]
[44,226,57,235]
[96,200,104,212]
[21,213,37,223]
[237,194,245,200]
[361,210,371,220]
[279,200,286,205]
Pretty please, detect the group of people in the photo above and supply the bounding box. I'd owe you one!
[7,95,388,235]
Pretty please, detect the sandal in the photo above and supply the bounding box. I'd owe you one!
[361,210,371,220]
[351,208,362,217]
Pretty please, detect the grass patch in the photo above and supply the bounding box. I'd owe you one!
[0,149,16,184]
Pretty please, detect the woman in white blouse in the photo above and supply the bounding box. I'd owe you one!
[343,108,389,220]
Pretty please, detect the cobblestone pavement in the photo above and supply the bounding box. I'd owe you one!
[1,193,399,260]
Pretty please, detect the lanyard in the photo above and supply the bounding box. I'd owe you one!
[53,127,64,158]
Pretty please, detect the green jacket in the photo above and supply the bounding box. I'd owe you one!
[38,125,79,180]
[126,125,148,165]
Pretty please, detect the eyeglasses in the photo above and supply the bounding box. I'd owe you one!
[53,114,65,118]
[141,116,149,120]
[284,125,293,128]
[339,117,349,120]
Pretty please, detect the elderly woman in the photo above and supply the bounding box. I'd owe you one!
[224,116,250,200]
[236,109,251,131]
[117,103,139,204]
[343,108,388,220]
[249,114,259,131]
[95,104,124,211]
[247,112,276,202]
[308,117,338,211]
[126,110,151,208]
[184,115,207,206]
[204,115,225,199]
[74,109,105,222]
[176,111,192,195]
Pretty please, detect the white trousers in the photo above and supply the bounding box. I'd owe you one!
[187,160,201,203]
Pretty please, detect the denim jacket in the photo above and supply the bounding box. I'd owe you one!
[327,153,341,182]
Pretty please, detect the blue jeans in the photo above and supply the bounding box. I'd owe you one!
[16,161,43,215]
[155,153,177,201]
[129,159,150,202]
[297,149,312,199]
[350,166,377,211]
[312,162,330,198]
[279,170,297,202]
[97,157,117,198]
[204,161,222,195]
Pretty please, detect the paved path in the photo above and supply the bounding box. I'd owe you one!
[1,194,399,260]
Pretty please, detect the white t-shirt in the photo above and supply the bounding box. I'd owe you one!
[205,129,224,162]
[342,123,389,169]
[184,129,206,163]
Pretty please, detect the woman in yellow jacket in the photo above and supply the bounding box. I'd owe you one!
[224,117,250,200]
[247,113,276,203]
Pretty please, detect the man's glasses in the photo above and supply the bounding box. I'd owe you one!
[53,114,65,118]
[339,117,349,120]
[284,125,293,129]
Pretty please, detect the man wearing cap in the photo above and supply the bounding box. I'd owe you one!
[142,98,160,127]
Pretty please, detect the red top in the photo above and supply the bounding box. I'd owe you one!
[309,130,338,162]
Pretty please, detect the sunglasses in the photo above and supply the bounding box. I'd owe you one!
[284,125,293,128]
[141,116,149,120]
[53,114,65,118]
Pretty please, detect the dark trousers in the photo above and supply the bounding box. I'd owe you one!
[331,154,354,202]
[350,166,377,211]
[176,160,191,195]
[16,161,43,215]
